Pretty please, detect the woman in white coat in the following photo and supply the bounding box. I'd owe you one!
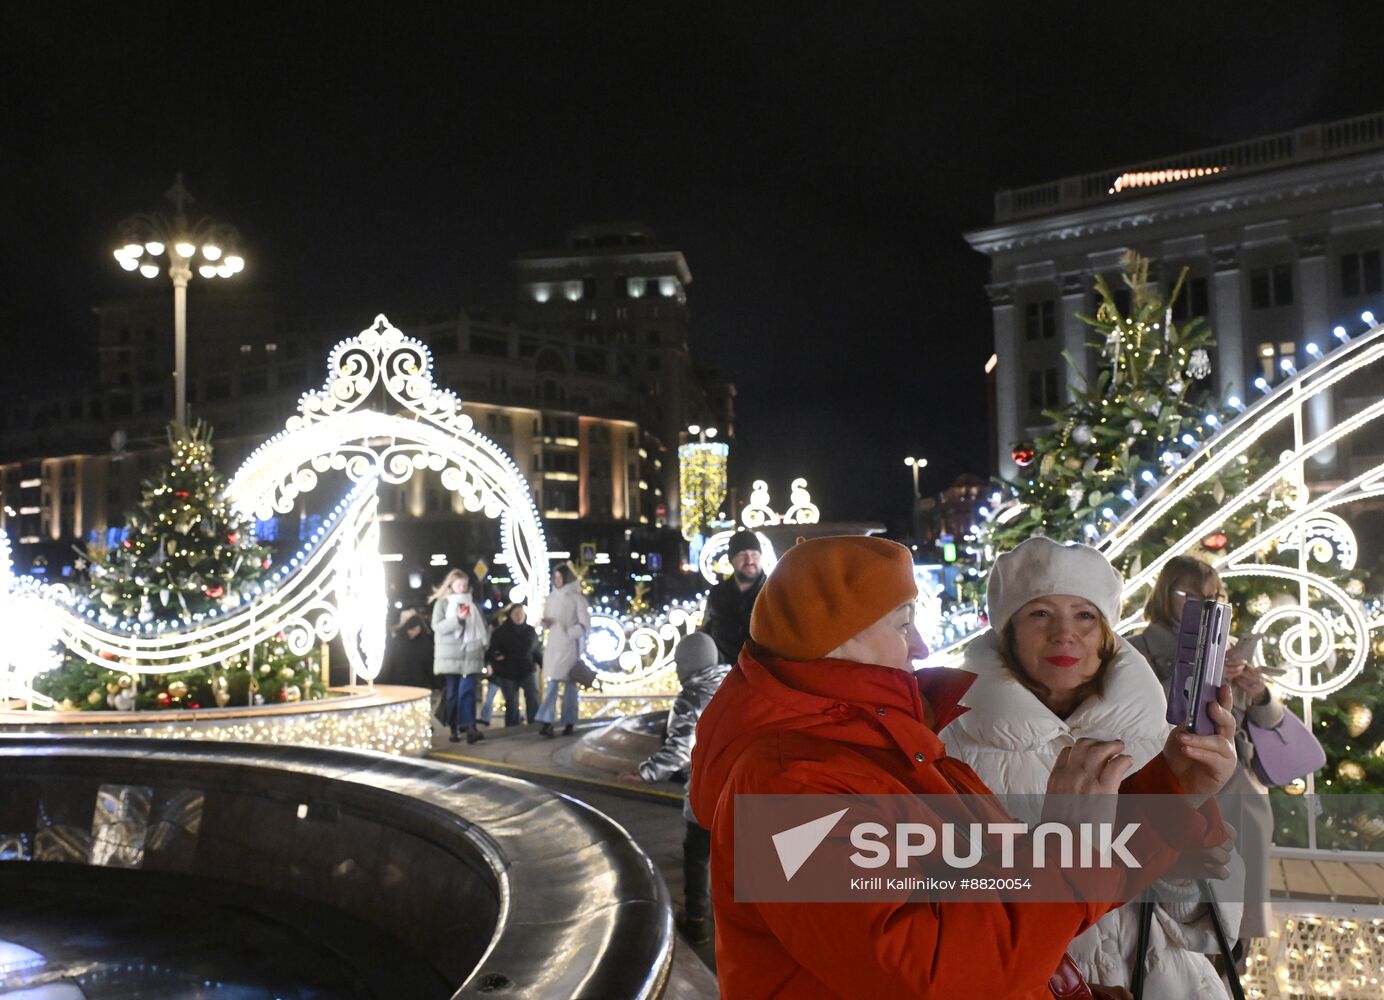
[536,562,591,737]
[431,568,490,744]
[943,537,1241,999]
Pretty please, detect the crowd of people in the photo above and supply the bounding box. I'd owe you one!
[379,562,593,744]
[384,526,1288,998]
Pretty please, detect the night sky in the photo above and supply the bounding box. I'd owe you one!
[7,4,1384,527]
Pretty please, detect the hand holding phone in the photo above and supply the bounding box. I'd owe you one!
[1165,598,1232,735]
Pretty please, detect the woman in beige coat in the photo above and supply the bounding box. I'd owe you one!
[1129,555,1283,958]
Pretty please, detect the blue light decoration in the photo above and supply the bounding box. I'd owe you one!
[56,479,378,635]
[298,513,323,542]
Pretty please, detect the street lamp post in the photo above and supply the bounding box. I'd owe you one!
[904,455,927,499]
[113,175,245,424]
[904,456,927,540]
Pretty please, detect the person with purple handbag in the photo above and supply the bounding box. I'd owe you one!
[1130,556,1318,964]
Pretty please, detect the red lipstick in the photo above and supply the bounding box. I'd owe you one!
[1045,656,1080,668]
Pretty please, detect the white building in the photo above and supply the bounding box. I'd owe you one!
[966,112,1384,482]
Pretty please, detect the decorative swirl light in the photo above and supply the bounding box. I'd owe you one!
[226,314,549,614]
[1217,566,1370,699]
[1275,512,1358,572]
[782,477,821,525]
[0,483,386,703]
[584,602,704,688]
[740,480,779,528]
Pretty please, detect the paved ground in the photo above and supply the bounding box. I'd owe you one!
[426,714,720,999]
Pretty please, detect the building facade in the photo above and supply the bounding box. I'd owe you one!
[513,223,735,527]
[966,112,1384,482]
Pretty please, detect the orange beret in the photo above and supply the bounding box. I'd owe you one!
[750,535,918,661]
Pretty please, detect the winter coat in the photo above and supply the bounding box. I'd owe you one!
[687,642,1228,1000]
[1130,621,1282,938]
[382,622,433,689]
[640,663,732,783]
[639,662,731,821]
[486,620,541,681]
[700,571,765,664]
[541,581,591,681]
[944,629,1242,997]
[431,593,489,676]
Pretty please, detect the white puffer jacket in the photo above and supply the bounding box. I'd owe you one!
[942,630,1241,999]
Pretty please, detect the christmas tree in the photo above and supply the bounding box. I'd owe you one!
[984,252,1274,577]
[34,421,324,711]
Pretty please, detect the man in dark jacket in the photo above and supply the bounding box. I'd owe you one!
[482,605,542,726]
[700,529,765,663]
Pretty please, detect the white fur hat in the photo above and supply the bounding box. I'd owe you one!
[985,536,1123,633]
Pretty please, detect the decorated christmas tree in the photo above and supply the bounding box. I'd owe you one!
[34,421,325,711]
[985,252,1274,577]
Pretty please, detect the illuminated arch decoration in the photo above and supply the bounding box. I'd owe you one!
[1,315,547,710]
[697,478,819,585]
[584,599,704,691]
[227,314,549,614]
[1,482,385,707]
[948,321,1384,704]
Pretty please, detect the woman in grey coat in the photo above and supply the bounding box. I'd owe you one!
[1130,555,1285,955]
[432,568,491,744]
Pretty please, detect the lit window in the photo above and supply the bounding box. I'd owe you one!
[1257,341,1296,381]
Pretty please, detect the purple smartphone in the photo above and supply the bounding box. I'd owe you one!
[1164,598,1232,735]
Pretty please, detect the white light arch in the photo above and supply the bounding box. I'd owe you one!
[0,315,548,706]
[227,315,550,613]
[943,321,1384,706]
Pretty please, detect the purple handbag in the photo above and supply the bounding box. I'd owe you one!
[1247,710,1326,787]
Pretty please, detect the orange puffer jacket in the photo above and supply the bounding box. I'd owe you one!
[688,643,1224,999]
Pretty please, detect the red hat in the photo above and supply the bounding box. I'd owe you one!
[750,535,917,661]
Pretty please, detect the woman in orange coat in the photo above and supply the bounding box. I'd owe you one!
[688,535,1238,999]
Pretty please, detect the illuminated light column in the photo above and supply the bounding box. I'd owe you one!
[678,437,728,543]
[112,174,246,424]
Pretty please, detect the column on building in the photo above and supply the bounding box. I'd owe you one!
[988,283,1022,480]
[1210,245,1245,400]
[1060,270,1091,396]
[1296,233,1337,472]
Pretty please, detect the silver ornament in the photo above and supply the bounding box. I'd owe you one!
[1186,348,1212,380]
